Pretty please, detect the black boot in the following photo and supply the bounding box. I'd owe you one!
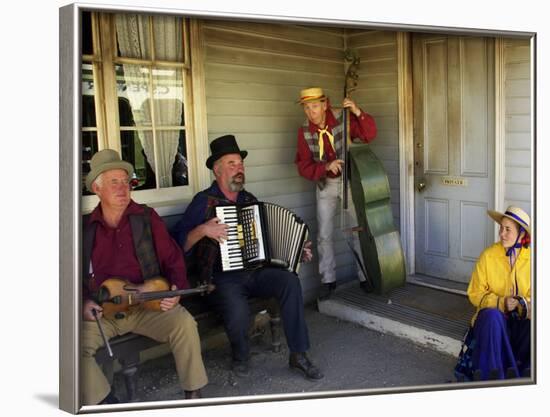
[359,280,373,293]
[318,282,336,300]
[99,391,120,405]
[289,352,324,380]
[231,359,250,377]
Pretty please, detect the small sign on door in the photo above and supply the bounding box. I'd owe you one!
[442,176,467,186]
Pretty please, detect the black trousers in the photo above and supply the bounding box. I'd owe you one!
[208,267,311,362]
[508,317,531,372]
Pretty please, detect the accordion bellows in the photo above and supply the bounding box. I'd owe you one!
[216,202,309,274]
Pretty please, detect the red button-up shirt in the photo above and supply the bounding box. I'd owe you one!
[85,200,188,298]
[295,107,377,181]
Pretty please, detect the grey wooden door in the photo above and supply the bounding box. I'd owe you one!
[412,34,495,283]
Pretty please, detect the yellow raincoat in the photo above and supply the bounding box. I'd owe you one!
[467,242,531,325]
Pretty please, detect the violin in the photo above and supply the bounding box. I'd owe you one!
[95,276,212,319]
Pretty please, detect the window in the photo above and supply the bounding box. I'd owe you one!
[81,12,201,208]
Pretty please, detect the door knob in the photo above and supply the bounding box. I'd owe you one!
[417,180,426,192]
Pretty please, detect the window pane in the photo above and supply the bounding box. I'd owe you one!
[82,132,99,195]
[121,131,156,191]
[117,64,152,127]
[82,11,93,55]
[82,64,96,127]
[153,68,184,127]
[171,130,188,187]
[115,14,151,59]
[157,130,188,188]
[152,15,184,62]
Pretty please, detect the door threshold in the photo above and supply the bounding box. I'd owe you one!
[407,274,468,296]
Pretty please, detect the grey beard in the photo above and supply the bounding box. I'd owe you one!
[229,176,245,192]
[229,182,244,192]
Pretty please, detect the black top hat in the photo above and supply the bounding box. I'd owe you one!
[206,135,248,169]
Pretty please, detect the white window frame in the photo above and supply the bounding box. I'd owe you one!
[81,12,210,214]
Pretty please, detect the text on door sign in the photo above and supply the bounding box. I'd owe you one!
[442,177,467,186]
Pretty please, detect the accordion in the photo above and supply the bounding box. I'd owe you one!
[215,202,309,274]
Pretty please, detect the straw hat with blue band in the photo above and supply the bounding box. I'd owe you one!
[487,206,531,235]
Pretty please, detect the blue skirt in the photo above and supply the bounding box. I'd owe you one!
[471,308,530,380]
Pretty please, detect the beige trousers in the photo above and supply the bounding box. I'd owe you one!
[81,305,208,405]
[316,177,366,284]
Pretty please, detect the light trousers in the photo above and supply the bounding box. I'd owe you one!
[81,305,208,405]
[316,177,366,285]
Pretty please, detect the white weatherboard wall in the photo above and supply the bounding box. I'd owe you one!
[503,38,532,215]
[201,20,402,300]
[202,19,344,300]
[346,30,401,227]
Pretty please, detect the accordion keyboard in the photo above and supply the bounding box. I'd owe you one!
[216,206,244,271]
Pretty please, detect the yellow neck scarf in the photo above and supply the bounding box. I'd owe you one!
[317,126,335,160]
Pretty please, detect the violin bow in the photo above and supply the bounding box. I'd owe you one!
[92,308,113,357]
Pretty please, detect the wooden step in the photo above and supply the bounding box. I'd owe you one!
[318,282,475,356]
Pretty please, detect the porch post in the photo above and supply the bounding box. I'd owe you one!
[189,18,211,192]
[397,32,415,275]
[494,37,506,241]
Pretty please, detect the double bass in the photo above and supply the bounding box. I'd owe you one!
[341,49,406,295]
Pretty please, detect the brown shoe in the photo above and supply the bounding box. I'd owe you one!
[184,389,202,399]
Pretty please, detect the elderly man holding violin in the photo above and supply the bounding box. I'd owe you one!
[81,149,207,405]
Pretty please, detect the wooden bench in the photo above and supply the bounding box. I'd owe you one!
[95,285,282,401]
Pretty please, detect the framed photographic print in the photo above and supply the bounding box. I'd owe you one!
[59,1,537,414]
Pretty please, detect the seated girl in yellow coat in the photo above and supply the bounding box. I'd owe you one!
[463,206,531,380]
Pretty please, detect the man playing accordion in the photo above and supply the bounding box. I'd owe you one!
[172,135,323,380]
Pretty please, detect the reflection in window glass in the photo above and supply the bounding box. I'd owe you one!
[153,68,184,126]
[121,130,155,191]
[82,131,99,195]
[117,64,152,128]
[82,11,93,55]
[116,64,187,189]
[82,65,96,127]
[82,63,98,195]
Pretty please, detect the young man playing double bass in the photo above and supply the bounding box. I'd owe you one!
[81,149,207,404]
[294,87,377,299]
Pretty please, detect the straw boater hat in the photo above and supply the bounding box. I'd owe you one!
[206,135,248,169]
[85,149,134,193]
[487,206,531,235]
[297,87,327,104]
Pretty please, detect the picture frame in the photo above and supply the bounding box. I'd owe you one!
[57,1,540,415]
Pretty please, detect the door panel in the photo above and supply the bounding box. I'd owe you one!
[424,38,449,174]
[424,198,449,256]
[413,34,495,283]
[460,201,489,260]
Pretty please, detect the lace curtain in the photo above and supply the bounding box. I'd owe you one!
[115,14,184,188]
